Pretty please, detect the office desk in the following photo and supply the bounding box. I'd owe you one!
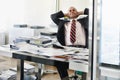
[0,44,89,80]
[12,47,89,80]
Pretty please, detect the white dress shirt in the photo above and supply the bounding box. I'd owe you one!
[64,19,86,46]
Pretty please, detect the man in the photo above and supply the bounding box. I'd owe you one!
[51,6,89,80]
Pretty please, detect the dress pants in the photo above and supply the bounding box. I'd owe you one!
[55,61,69,80]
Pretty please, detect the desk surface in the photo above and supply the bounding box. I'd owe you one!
[12,49,89,73]
[0,44,89,73]
[0,44,120,79]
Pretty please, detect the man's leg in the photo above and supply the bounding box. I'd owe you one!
[55,62,69,80]
[56,66,68,79]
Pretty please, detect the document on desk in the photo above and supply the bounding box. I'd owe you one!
[19,47,75,56]
[16,43,74,56]
[37,45,89,56]
[17,42,40,55]
[17,42,89,56]
[36,48,75,56]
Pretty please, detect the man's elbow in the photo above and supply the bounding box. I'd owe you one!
[84,8,89,15]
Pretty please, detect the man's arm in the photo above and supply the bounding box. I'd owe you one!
[76,8,89,16]
[77,8,89,16]
[51,11,64,25]
[77,11,84,15]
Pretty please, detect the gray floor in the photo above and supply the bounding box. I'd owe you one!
[0,56,74,80]
[0,56,119,80]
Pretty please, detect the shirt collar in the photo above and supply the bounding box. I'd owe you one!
[66,15,88,21]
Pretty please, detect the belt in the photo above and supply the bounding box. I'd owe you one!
[67,45,86,48]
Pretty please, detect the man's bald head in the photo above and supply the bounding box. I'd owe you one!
[67,6,79,19]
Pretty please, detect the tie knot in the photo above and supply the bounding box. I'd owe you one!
[72,19,76,22]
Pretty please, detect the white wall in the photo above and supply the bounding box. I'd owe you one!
[59,0,90,13]
[0,0,25,32]
[0,0,56,31]
[0,0,90,44]
[24,0,56,27]
[0,0,56,43]
[0,0,25,43]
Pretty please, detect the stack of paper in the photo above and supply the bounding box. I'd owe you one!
[0,70,16,80]
[0,70,36,80]
[10,63,35,74]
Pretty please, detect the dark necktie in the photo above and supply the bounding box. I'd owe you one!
[70,19,76,44]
